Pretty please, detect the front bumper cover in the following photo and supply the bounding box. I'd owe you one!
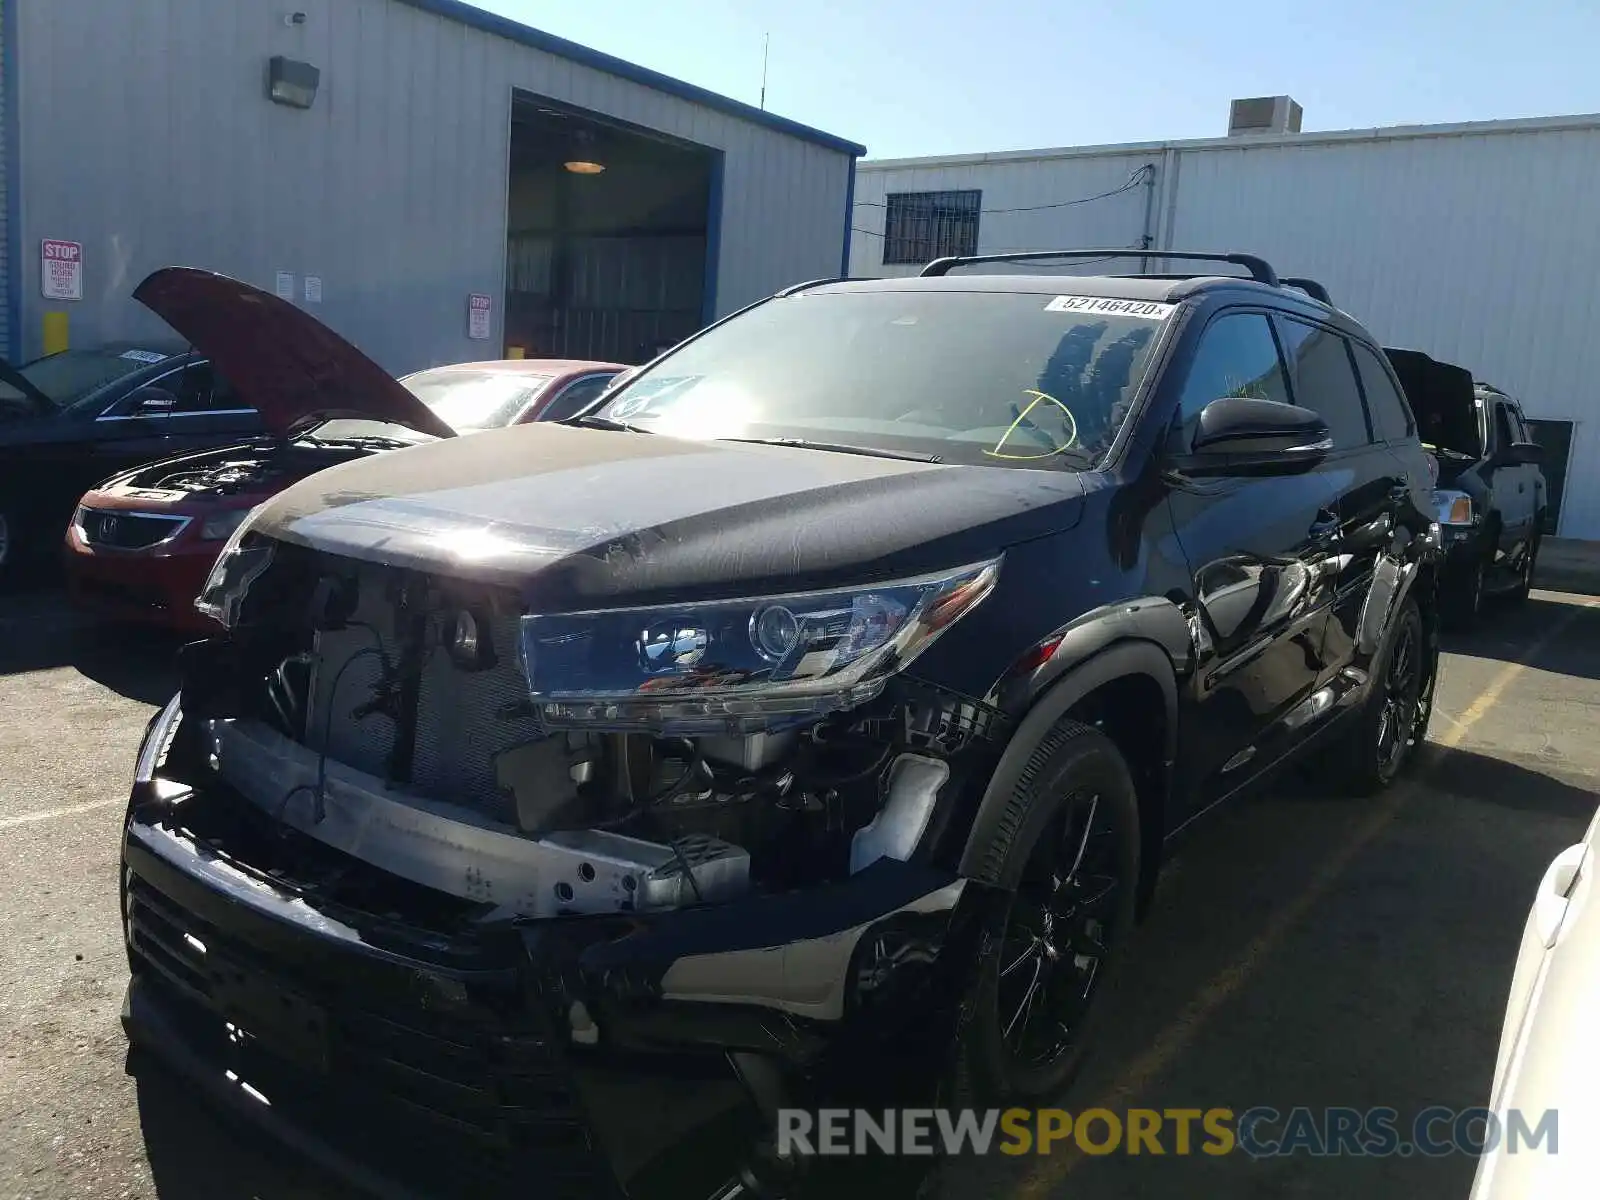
[119,700,984,1199]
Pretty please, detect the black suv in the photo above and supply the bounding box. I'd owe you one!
[1385,348,1545,628]
[120,252,1441,1199]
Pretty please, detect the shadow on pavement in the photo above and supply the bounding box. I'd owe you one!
[0,585,183,702]
[1443,592,1600,680]
[1423,741,1599,821]
[131,1050,332,1200]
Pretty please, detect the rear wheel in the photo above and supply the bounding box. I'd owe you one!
[952,720,1140,1102]
[1335,595,1429,795]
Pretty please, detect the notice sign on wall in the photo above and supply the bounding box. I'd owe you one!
[468,293,493,340]
[41,240,83,300]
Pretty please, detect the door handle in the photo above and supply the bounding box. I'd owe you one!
[1534,843,1587,948]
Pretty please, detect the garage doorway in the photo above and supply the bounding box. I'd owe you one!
[505,93,717,365]
[1527,418,1574,536]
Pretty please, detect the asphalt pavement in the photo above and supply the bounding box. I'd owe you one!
[2,587,1597,1200]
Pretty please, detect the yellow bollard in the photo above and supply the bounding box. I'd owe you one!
[42,311,69,355]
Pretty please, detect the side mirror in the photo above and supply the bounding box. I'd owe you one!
[1174,396,1332,477]
[1507,441,1543,467]
[127,386,178,415]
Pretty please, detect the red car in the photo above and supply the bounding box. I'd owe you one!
[64,267,623,632]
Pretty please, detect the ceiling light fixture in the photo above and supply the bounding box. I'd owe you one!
[563,130,605,175]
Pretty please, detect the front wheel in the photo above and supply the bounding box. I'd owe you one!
[1441,553,1484,632]
[951,720,1140,1102]
[1511,532,1541,604]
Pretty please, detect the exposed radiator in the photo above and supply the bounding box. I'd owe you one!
[303,572,546,822]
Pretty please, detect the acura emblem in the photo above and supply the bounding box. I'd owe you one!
[100,515,120,541]
[639,622,708,673]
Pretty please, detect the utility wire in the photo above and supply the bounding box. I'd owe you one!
[851,165,1153,215]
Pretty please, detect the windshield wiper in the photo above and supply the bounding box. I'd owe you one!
[719,437,943,464]
[574,414,652,433]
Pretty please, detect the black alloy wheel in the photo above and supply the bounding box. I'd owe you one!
[951,720,1140,1102]
[996,790,1122,1072]
[1338,594,1429,795]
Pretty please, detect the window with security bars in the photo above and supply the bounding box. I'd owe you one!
[882,190,981,265]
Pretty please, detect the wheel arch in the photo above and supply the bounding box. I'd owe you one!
[957,639,1178,912]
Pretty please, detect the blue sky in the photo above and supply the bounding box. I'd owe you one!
[473,0,1600,158]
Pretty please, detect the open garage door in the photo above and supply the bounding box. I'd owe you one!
[506,93,714,365]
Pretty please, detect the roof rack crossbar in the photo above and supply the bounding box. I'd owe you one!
[1282,276,1333,305]
[919,249,1280,286]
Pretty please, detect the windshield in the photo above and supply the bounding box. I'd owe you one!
[591,290,1169,467]
[302,418,437,445]
[401,368,553,432]
[0,349,168,409]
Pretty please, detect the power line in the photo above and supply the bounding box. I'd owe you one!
[851,165,1153,215]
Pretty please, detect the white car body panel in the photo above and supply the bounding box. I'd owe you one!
[1470,804,1600,1199]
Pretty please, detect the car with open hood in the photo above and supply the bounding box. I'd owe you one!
[119,250,1442,1199]
[62,267,624,631]
[1385,348,1546,628]
[0,336,266,583]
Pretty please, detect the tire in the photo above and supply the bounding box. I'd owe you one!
[1334,594,1429,796]
[1441,553,1484,632]
[950,719,1140,1103]
[1511,531,1540,604]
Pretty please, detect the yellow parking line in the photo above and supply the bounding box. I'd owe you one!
[1013,597,1600,1199]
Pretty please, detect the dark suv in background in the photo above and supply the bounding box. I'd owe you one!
[1386,348,1546,628]
[120,251,1440,1199]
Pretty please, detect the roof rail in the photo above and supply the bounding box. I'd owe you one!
[775,275,862,297]
[1282,276,1333,305]
[919,249,1280,287]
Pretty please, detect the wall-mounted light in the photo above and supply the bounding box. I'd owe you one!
[267,56,320,110]
[563,129,605,175]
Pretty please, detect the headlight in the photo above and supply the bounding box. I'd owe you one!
[194,512,274,628]
[1432,489,1473,525]
[199,508,252,541]
[519,557,1002,734]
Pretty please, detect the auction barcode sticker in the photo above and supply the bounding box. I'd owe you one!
[1045,295,1176,319]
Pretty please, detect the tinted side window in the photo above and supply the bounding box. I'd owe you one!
[1350,342,1414,442]
[1492,402,1516,451]
[1274,317,1371,449]
[168,363,215,413]
[538,375,615,423]
[1173,312,1292,448]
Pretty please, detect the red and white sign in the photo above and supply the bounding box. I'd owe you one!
[468,292,493,340]
[41,240,83,301]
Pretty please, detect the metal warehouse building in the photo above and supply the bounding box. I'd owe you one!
[850,105,1600,539]
[1,0,862,372]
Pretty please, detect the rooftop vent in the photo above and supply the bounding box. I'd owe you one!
[1228,96,1303,137]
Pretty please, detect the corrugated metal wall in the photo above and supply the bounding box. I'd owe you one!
[14,0,854,374]
[853,119,1600,538]
[850,149,1156,278]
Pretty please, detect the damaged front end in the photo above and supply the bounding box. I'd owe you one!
[121,523,1010,1198]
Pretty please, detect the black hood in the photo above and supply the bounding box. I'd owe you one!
[1384,348,1482,459]
[246,423,1087,607]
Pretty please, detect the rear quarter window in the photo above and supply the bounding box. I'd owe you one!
[1350,342,1416,443]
